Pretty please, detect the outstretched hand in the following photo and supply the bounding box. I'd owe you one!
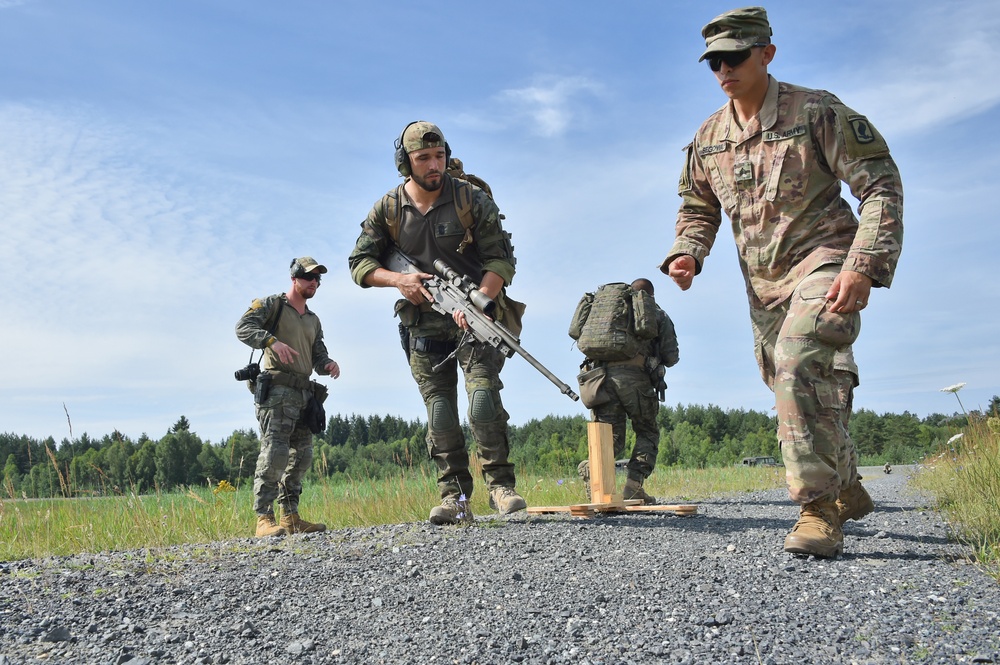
[271,340,300,364]
[667,255,697,291]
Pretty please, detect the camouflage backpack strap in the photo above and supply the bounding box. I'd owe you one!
[382,184,405,244]
[262,294,285,336]
[452,178,476,254]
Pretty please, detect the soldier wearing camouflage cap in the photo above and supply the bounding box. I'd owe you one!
[236,257,341,537]
[348,121,524,525]
[659,7,903,558]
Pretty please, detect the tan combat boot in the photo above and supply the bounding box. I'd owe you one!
[783,500,844,558]
[255,513,287,538]
[622,477,656,505]
[836,480,875,526]
[279,512,327,534]
[489,486,527,515]
[429,495,473,525]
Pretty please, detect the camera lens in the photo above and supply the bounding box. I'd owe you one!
[235,364,260,381]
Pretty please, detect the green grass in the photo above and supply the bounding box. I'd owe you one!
[0,462,783,562]
[911,416,1000,581]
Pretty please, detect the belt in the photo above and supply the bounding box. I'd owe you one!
[605,354,646,368]
[267,370,313,391]
[410,336,456,355]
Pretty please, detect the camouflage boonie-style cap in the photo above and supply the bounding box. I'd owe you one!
[699,6,773,61]
[290,256,328,276]
[401,121,446,153]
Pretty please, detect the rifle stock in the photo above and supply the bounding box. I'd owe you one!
[384,248,579,402]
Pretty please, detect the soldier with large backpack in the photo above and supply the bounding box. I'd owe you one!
[570,278,679,503]
[348,120,524,525]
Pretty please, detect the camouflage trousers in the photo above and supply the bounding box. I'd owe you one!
[591,365,660,481]
[253,384,314,515]
[751,266,861,504]
[408,331,514,501]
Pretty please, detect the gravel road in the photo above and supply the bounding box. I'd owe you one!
[1,466,998,665]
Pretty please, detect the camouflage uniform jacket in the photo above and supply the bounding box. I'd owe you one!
[662,76,903,309]
[348,174,515,291]
[235,294,333,379]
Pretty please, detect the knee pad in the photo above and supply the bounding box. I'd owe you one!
[469,389,498,423]
[428,396,458,432]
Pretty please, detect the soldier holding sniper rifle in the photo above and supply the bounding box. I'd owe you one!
[349,120,536,525]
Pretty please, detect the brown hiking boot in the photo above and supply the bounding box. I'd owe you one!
[255,513,287,538]
[836,480,875,526]
[489,486,527,515]
[623,477,656,505]
[279,512,326,534]
[577,460,591,500]
[784,500,844,558]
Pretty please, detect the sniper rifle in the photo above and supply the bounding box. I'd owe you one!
[384,247,579,402]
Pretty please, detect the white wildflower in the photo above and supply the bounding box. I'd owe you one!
[939,383,967,393]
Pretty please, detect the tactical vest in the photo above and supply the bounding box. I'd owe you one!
[381,158,495,254]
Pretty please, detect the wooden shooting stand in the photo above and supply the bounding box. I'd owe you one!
[526,422,698,518]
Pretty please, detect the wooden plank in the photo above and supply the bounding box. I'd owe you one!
[526,502,698,517]
[625,504,699,515]
[587,421,617,503]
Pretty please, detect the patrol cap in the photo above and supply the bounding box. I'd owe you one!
[401,121,446,153]
[290,256,328,277]
[699,6,773,62]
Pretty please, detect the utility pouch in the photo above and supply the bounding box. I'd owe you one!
[311,381,329,405]
[394,298,420,327]
[301,394,327,434]
[254,372,273,405]
[577,365,610,409]
[497,292,526,337]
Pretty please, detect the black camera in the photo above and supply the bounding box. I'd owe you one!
[234,363,261,382]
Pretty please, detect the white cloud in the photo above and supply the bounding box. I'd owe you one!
[492,75,606,137]
[824,4,1000,135]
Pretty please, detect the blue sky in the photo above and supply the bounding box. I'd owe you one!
[1,0,997,444]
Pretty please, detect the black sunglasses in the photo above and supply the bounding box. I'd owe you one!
[296,273,321,283]
[707,43,768,72]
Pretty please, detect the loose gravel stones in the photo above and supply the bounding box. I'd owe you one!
[1,467,997,664]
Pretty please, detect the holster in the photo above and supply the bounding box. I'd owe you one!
[253,372,273,405]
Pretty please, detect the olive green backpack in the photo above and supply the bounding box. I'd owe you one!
[569,283,657,361]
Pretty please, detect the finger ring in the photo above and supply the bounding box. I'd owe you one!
[856,300,866,307]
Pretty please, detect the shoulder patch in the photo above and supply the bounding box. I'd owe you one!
[763,125,807,142]
[839,111,890,161]
[249,299,265,310]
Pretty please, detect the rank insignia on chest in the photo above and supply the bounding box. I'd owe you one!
[734,161,753,182]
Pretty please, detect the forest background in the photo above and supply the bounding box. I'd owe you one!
[5,397,998,499]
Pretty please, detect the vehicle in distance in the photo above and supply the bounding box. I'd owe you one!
[740,456,780,467]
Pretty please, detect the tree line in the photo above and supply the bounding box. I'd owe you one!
[3,399,995,499]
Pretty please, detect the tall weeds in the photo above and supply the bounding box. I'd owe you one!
[912,415,1000,580]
